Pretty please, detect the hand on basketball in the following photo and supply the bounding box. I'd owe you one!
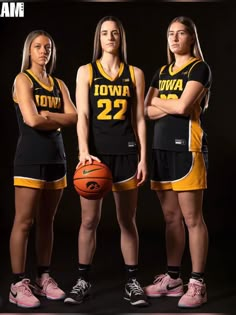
[77,153,101,168]
[73,160,112,200]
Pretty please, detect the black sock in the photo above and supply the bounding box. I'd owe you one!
[125,264,138,282]
[78,263,91,282]
[13,272,26,284]
[167,266,181,279]
[37,266,50,278]
[191,272,204,281]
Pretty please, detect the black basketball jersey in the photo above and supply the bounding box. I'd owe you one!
[88,60,138,155]
[151,58,212,152]
[14,69,66,165]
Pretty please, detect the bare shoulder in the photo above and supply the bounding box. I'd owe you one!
[133,66,144,75]
[132,66,145,87]
[76,63,91,80]
[55,78,67,91]
[15,72,32,88]
[15,72,30,82]
[133,66,145,81]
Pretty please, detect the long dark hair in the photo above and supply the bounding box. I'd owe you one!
[21,30,56,74]
[92,16,127,63]
[167,16,204,64]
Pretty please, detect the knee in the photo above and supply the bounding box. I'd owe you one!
[164,211,183,226]
[14,217,34,234]
[81,216,100,231]
[117,214,135,230]
[184,215,201,229]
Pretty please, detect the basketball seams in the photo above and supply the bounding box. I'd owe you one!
[73,161,112,199]
[76,163,107,171]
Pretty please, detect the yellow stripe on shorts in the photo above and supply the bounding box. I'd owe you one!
[151,152,207,191]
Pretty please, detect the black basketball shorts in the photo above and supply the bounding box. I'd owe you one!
[97,154,138,192]
[151,149,207,191]
[14,164,67,189]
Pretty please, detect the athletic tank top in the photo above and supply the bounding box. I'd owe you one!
[14,69,66,165]
[88,60,138,155]
[151,58,212,152]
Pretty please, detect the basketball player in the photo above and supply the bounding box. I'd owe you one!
[143,16,212,308]
[9,30,77,308]
[64,16,148,306]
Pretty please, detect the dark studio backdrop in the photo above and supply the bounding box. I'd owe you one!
[0,0,235,287]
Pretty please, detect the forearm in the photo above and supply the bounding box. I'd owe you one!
[44,112,78,127]
[152,96,188,116]
[145,105,167,120]
[77,115,90,155]
[24,114,61,130]
[136,118,147,162]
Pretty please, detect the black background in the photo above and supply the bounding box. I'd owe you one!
[0,0,234,264]
[0,1,235,313]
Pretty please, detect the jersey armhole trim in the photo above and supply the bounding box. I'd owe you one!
[160,65,167,75]
[13,72,33,103]
[89,63,93,87]
[188,59,202,77]
[23,71,34,87]
[129,65,136,87]
[55,78,62,90]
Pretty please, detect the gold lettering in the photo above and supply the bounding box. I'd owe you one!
[40,95,48,107]
[159,79,183,91]
[49,96,61,109]
[108,85,121,96]
[94,84,130,97]
[35,95,61,109]
[94,84,99,96]
[159,80,166,90]
[100,85,108,96]
[35,95,40,105]
[122,86,130,96]
[165,80,177,90]
[174,79,183,91]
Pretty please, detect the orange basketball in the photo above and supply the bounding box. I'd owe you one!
[73,161,113,200]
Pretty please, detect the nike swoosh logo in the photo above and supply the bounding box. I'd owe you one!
[82,168,103,175]
[10,290,17,298]
[94,77,103,81]
[166,283,182,290]
[35,88,42,91]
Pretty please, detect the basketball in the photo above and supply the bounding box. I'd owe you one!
[73,161,113,200]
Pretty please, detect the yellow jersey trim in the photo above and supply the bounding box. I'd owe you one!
[26,69,54,91]
[96,60,125,82]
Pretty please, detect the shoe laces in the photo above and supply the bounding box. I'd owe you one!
[186,282,204,297]
[17,279,34,297]
[41,277,58,290]
[71,278,89,294]
[153,273,168,284]
[127,279,144,296]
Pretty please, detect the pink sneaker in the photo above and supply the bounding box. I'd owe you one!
[178,278,207,308]
[34,275,65,300]
[143,273,183,297]
[9,279,40,308]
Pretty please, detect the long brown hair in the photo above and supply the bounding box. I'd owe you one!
[167,16,204,64]
[92,16,127,63]
[167,16,210,110]
[21,30,56,74]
